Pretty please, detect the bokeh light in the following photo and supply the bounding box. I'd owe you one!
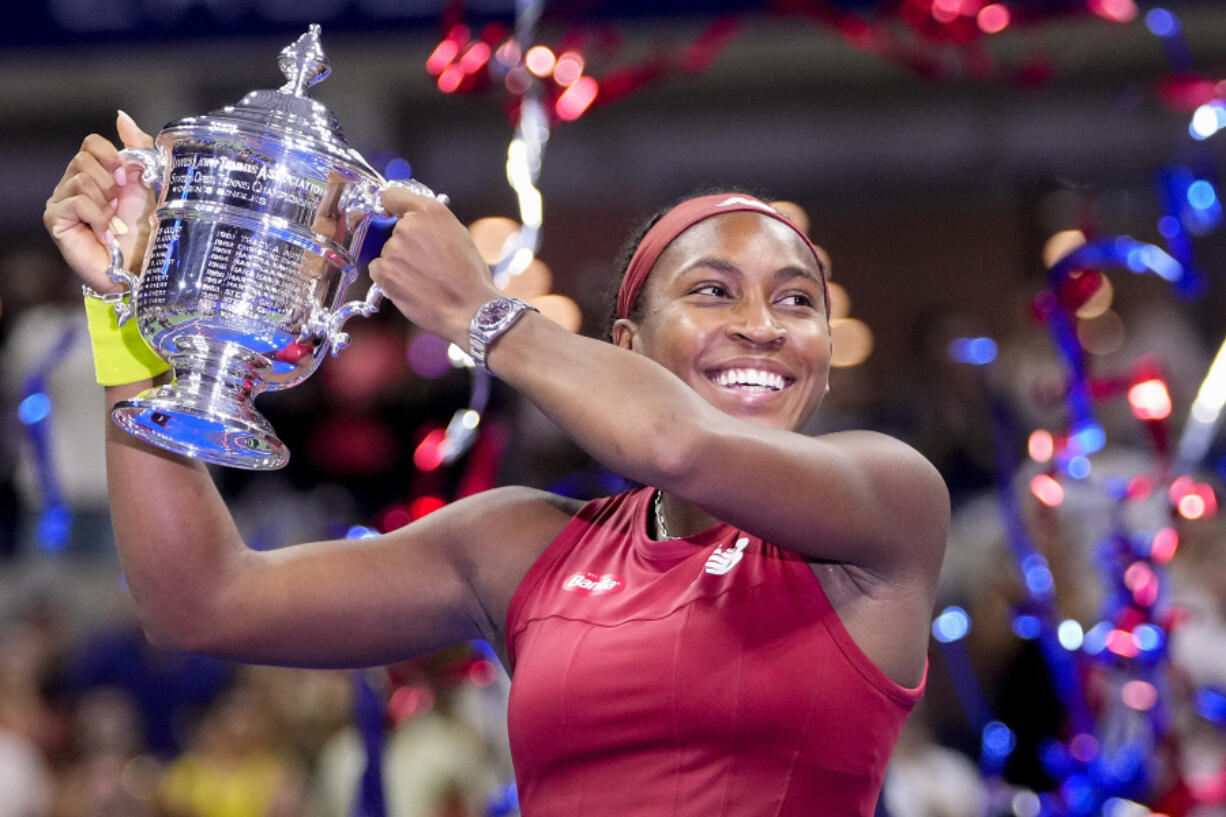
[1133,624,1164,652]
[1124,561,1159,606]
[1121,680,1158,711]
[553,51,585,86]
[1067,456,1091,480]
[459,41,492,75]
[977,4,1010,34]
[1069,733,1099,763]
[1089,0,1138,23]
[1106,628,1140,659]
[949,337,997,365]
[17,392,51,425]
[426,38,461,75]
[1188,179,1218,211]
[932,606,971,643]
[1178,492,1205,520]
[414,428,448,472]
[407,331,454,379]
[531,294,582,333]
[1075,274,1113,319]
[438,64,465,94]
[556,76,599,121]
[830,318,873,367]
[1022,555,1055,596]
[502,258,552,300]
[1043,230,1086,268]
[525,45,556,77]
[1012,615,1041,640]
[379,504,413,532]
[931,0,960,24]
[1150,527,1179,564]
[826,282,850,320]
[469,216,520,265]
[410,495,447,519]
[982,721,1017,758]
[1128,379,1172,421]
[1145,7,1178,37]
[1028,429,1054,463]
[1190,102,1226,141]
[1058,619,1084,651]
[1030,473,1064,507]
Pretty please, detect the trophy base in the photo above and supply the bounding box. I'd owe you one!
[110,341,289,470]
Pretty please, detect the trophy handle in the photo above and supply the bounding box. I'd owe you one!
[324,282,383,356]
[323,177,450,356]
[104,240,141,326]
[117,146,164,189]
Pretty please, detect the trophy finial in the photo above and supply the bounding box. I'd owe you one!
[278,24,331,97]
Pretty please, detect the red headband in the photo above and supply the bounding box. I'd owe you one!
[616,193,830,320]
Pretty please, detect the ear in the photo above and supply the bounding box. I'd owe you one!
[611,318,639,351]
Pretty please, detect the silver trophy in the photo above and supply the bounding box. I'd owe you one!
[103,25,444,470]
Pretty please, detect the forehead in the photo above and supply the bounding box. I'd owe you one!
[652,211,822,278]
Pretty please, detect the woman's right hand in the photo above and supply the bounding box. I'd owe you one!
[42,111,156,294]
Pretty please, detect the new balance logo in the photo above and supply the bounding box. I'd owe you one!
[562,572,624,595]
[704,537,749,575]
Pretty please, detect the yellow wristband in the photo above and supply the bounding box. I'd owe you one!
[83,295,170,386]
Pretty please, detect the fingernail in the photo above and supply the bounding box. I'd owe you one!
[104,230,116,244]
[114,167,127,187]
[117,109,136,128]
[110,216,129,236]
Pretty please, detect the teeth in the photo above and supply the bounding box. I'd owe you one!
[714,368,785,390]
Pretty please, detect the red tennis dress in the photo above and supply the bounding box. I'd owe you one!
[506,487,924,817]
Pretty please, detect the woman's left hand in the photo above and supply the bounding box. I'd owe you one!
[369,187,502,348]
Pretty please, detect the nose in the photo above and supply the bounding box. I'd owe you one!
[726,297,785,347]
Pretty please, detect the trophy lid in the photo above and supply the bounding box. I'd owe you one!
[184,25,380,178]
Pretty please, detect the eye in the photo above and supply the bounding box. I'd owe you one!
[777,292,815,308]
[692,283,731,298]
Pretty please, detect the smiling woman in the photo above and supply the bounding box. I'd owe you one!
[611,198,831,431]
[44,121,948,817]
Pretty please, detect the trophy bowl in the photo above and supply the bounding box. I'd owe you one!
[104,25,444,470]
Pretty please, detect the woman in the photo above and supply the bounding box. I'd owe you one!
[43,113,949,816]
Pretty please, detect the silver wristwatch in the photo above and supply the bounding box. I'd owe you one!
[468,297,538,375]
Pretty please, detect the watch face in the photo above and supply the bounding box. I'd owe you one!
[479,299,514,328]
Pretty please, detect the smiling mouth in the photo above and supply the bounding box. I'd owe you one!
[708,368,792,392]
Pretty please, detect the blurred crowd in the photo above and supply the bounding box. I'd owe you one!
[0,572,514,817]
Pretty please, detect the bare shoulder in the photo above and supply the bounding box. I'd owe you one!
[813,429,949,574]
[445,485,584,544]
[819,429,948,496]
[442,486,585,647]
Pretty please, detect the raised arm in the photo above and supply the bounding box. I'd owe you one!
[371,190,948,584]
[102,394,563,667]
[42,117,569,669]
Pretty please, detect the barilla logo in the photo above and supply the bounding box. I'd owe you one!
[562,572,625,595]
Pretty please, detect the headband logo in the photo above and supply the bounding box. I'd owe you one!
[715,196,776,213]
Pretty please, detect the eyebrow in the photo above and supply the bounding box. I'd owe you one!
[684,257,824,288]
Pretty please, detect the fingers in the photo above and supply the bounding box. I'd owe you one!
[116,110,155,150]
[44,191,115,247]
[379,185,445,218]
[55,136,121,200]
[47,165,123,246]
